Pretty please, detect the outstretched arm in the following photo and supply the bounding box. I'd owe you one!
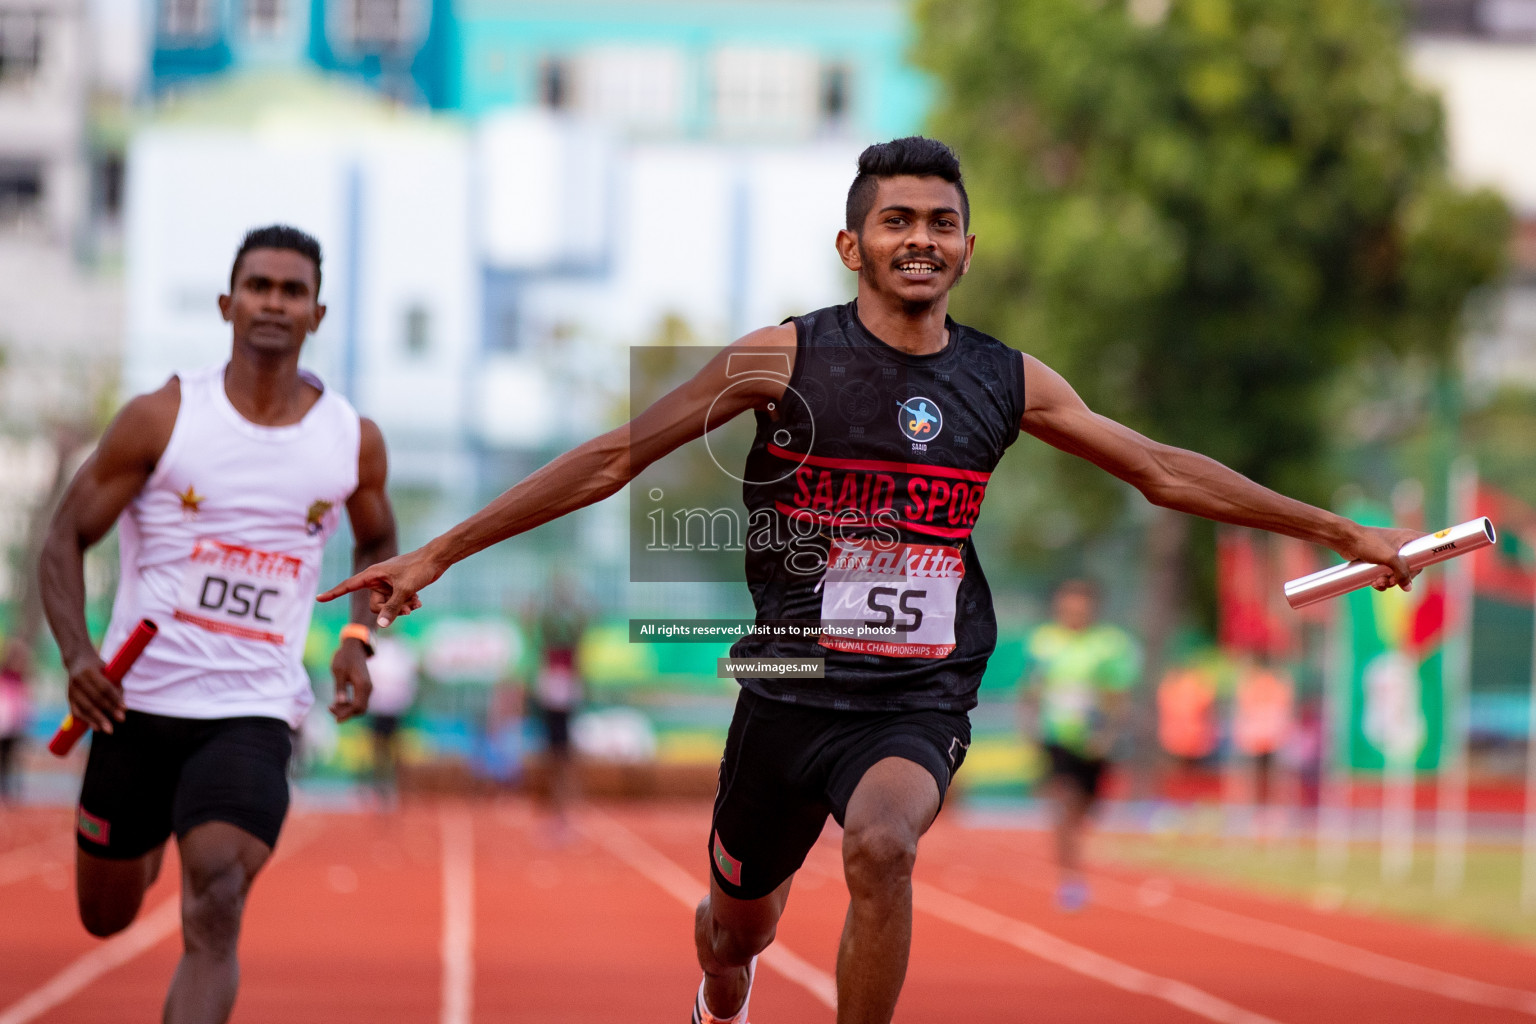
[329,417,397,722]
[1019,353,1419,585]
[319,326,796,625]
[39,381,180,733]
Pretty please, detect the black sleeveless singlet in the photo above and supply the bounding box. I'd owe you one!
[729,301,1027,712]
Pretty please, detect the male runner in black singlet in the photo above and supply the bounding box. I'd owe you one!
[323,137,1420,1024]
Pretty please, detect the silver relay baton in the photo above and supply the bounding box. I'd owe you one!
[1283,517,1496,610]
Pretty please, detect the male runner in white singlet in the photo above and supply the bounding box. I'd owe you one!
[40,225,398,1024]
[324,139,1422,1024]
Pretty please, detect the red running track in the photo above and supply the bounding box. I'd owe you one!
[2,799,1535,1023]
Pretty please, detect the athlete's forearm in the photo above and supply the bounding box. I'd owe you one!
[423,426,634,572]
[1139,446,1358,554]
[1028,358,1367,557]
[38,518,100,670]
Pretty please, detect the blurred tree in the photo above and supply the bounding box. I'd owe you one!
[916,0,1509,769]
[626,313,757,587]
[1,348,117,657]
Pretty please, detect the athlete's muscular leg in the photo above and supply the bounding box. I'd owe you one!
[1050,774,1092,881]
[77,845,167,936]
[837,757,941,1024]
[695,874,793,1017]
[163,822,272,1024]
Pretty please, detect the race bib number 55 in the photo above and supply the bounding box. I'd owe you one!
[818,539,965,659]
[174,539,302,645]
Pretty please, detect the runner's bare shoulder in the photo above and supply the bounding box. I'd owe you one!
[732,322,797,355]
[718,323,798,397]
[100,376,182,475]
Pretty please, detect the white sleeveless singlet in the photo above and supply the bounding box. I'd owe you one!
[102,364,361,726]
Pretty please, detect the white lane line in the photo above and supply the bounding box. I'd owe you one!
[578,810,838,1011]
[990,840,1536,1015]
[913,882,1289,1024]
[440,805,475,1024]
[1089,872,1536,1015]
[0,813,325,1024]
[0,897,180,1024]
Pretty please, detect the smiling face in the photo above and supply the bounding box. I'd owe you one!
[217,248,326,357]
[836,174,974,312]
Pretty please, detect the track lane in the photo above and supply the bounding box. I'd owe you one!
[0,861,87,1008]
[955,824,1536,994]
[440,805,475,1024]
[582,803,848,1022]
[0,811,406,1024]
[1027,846,1536,1013]
[1078,845,1536,987]
[578,808,839,1010]
[792,827,1286,1024]
[469,800,703,1022]
[7,799,1536,1023]
[0,823,180,1018]
[616,805,1271,1024]
[0,808,70,853]
[230,810,444,1024]
[910,824,1536,1024]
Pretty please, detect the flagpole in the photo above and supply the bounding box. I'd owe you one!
[1218,528,1240,842]
[1319,599,1351,879]
[1382,720,1416,883]
[1264,533,1294,847]
[1523,559,1536,911]
[1435,456,1477,896]
[1383,481,1423,885]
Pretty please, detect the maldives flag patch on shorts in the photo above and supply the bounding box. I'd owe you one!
[712,830,742,887]
[77,807,110,845]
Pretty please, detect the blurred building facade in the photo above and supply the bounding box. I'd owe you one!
[15,0,1536,624]
[141,0,926,138]
[450,0,924,141]
[1409,0,1536,390]
[148,0,454,104]
[0,0,126,610]
[120,1,927,615]
[0,0,86,244]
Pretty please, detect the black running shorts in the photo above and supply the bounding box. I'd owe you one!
[1043,742,1109,802]
[77,710,292,859]
[539,706,572,753]
[708,688,971,901]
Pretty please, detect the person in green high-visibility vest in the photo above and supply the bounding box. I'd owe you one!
[1023,579,1139,911]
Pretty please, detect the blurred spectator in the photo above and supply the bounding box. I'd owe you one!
[483,669,527,788]
[366,636,419,807]
[1158,652,1232,813]
[1158,662,1221,766]
[531,578,587,836]
[1232,657,1296,809]
[1281,697,1325,808]
[0,644,31,804]
[1021,579,1139,911]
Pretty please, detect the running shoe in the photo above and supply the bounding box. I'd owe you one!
[691,956,757,1024]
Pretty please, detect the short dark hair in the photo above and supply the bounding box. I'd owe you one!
[230,224,323,294]
[845,136,969,233]
[1054,578,1101,603]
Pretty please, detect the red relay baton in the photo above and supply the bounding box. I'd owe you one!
[48,618,158,757]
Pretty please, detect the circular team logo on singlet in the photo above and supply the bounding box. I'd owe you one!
[896,396,943,443]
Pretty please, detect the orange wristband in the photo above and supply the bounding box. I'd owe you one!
[340,623,375,656]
